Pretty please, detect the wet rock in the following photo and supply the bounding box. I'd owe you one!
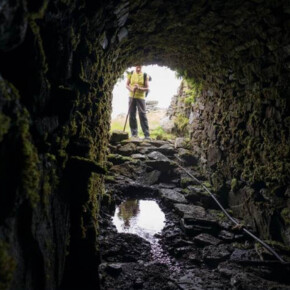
[174,137,188,148]
[218,261,243,278]
[173,204,206,217]
[160,188,187,204]
[117,142,137,156]
[183,185,217,209]
[110,130,129,143]
[114,183,160,199]
[148,151,169,162]
[145,159,174,172]
[158,183,176,189]
[131,153,147,160]
[174,246,193,258]
[177,148,198,166]
[106,263,123,276]
[230,248,260,261]
[202,244,231,264]
[230,272,288,289]
[180,177,200,188]
[147,140,169,147]
[134,277,144,288]
[207,145,222,168]
[100,233,152,263]
[117,27,128,42]
[110,163,140,179]
[180,220,213,236]
[139,146,158,155]
[176,269,227,289]
[108,154,133,165]
[218,230,235,241]
[194,233,221,246]
[156,144,176,156]
[143,170,161,185]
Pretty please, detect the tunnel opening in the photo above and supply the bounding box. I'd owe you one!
[0,0,290,289]
[110,64,182,139]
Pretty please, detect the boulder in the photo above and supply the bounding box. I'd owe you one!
[143,170,161,185]
[194,233,221,246]
[177,148,198,166]
[117,142,137,156]
[160,116,175,133]
[110,130,129,143]
[174,137,187,148]
[160,188,188,204]
[147,151,169,162]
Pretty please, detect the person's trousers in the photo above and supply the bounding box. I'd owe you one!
[128,97,150,137]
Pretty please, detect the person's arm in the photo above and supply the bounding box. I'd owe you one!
[126,78,139,92]
[126,78,133,92]
[136,78,149,92]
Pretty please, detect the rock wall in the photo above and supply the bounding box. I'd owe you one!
[0,0,290,288]
[170,74,290,245]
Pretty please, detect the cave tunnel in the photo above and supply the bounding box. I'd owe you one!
[0,0,290,289]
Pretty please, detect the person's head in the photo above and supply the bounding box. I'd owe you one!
[135,65,142,73]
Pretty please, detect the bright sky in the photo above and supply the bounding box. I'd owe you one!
[111,65,182,118]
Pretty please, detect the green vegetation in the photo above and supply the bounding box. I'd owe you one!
[281,208,290,225]
[175,114,189,134]
[231,178,238,192]
[0,113,11,142]
[0,241,16,290]
[17,108,41,208]
[150,126,174,140]
[111,111,174,140]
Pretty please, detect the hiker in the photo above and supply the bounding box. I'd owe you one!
[126,65,150,140]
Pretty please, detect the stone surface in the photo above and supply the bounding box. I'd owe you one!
[194,233,221,246]
[160,188,187,204]
[110,130,129,143]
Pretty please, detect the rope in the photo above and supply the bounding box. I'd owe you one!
[174,156,287,264]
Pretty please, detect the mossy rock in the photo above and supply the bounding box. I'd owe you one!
[281,208,290,226]
[0,241,16,290]
[108,154,134,165]
[180,177,199,188]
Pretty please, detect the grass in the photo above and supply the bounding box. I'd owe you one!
[110,109,174,140]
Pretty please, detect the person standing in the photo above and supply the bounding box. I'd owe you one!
[126,65,150,140]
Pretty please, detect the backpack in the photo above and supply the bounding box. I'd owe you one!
[130,71,152,97]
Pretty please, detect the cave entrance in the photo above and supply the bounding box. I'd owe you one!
[111,65,182,139]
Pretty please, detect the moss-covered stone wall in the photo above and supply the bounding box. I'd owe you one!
[0,0,290,288]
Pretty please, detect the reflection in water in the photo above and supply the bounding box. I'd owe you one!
[118,199,140,228]
[113,199,165,243]
[113,199,181,273]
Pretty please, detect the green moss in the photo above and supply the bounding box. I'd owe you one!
[175,114,189,133]
[104,175,115,182]
[181,188,190,195]
[281,208,290,225]
[28,18,48,74]
[29,0,49,20]
[108,154,133,164]
[231,178,238,192]
[263,240,290,253]
[70,27,81,51]
[19,109,41,208]
[0,114,11,142]
[202,181,212,188]
[0,241,16,290]
[180,177,196,188]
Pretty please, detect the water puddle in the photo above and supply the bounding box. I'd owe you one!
[112,199,165,243]
[112,199,181,272]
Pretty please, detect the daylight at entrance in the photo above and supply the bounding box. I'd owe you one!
[111,65,182,118]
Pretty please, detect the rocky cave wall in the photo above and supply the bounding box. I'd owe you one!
[0,0,290,289]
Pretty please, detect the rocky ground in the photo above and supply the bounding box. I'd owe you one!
[99,133,290,290]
